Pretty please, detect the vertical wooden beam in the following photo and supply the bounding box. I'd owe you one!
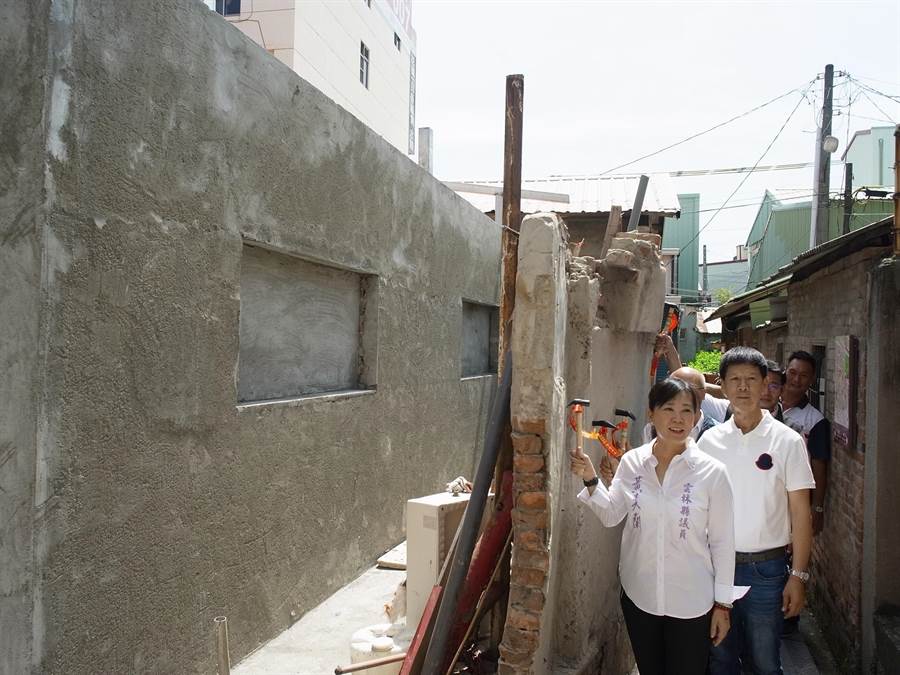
[498,74,524,376]
[600,205,623,259]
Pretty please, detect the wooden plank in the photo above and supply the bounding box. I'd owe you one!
[399,585,442,675]
[376,540,407,570]
[600,205,623,259]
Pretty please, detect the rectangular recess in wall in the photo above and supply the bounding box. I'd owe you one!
[238,244,377,403]
[461,300,498,378]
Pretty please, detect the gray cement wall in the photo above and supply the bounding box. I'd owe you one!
[0,1,49,672]
[0,1,500,673]
[862,257,900,673]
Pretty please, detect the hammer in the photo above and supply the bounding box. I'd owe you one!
[568,399,590,455]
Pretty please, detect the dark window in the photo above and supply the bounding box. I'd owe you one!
[810,344,826,410]
[394,33,401,51]
[360,42,370,88]
[461,301,499,377]
[216,0,241,16]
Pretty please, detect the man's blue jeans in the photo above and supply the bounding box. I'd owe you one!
[709,556,787,675]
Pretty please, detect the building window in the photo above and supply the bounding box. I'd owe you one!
[461,301,499,378]
[215,0,241,16]
[394,33,401,51]
[360,41,370,89]
[238,244,377,403]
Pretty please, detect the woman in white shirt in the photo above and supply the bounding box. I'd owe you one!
[570,378,738,674]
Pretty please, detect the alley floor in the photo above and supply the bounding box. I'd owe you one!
[233,562,838,674]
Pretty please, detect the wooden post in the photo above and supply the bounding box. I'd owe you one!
[498,74,524,376]
[600,205,623,259]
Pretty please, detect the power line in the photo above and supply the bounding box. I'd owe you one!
[850,78,900,103]
[860,90,897,124]
[677,84,814,255]
[591,82,815,177]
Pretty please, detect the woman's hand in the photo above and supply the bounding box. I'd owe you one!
[710,606,731,646]
[599,455,619,487]
[569,447,597,483]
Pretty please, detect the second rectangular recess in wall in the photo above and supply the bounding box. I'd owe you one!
[238,244,377,403]
[461,300,498,378]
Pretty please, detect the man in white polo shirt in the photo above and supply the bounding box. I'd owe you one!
[699,347,814,675]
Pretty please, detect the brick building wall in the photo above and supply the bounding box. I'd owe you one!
[783,246,888,672]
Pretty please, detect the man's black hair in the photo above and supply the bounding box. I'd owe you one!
[648,378,697,413]
[719,346,768,380]
[766,359,787,385]
[787,350,817,375]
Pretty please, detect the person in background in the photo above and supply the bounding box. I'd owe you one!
[700,347,815,675]
[571,378,739,675]
[642,366,718,443]
[781,350,830,537]
[654,333,730,423]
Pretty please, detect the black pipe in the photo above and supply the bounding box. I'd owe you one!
[420,355,512,674]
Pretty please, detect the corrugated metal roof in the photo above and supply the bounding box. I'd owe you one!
[745,198,892,290]
[448,173,681,216]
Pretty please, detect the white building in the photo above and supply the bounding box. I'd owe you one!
[842,125,895,190]
[206,0,417,155]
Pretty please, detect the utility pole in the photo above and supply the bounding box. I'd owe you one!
[702,245,709,303]
[811,64,834,248]
[843,162,853,236]
[893,125,900,256]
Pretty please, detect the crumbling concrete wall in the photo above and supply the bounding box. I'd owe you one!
[500,214,665,674]
[0,1,500,673]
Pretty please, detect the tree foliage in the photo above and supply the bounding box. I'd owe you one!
[713,288,733,305]
[688,350,722,374]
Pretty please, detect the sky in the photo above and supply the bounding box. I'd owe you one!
[412,0,900,261]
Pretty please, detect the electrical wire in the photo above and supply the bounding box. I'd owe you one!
[590,82,816,177]
[676,84,814,256]
[860,90,897,124]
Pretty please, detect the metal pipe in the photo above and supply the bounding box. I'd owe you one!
[843,162,853,236]
[894,126,900,256]
[420,355,513,674]
[214,616,231,675]
[627,174,650,231]
[334,652,407,674]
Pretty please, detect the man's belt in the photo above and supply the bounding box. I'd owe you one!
[735,546,787,564]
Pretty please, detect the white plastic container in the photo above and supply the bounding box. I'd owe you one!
[349,623,406,675]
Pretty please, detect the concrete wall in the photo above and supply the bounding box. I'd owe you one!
[861,257,900,673]
[0,1,500,673]
[499,214,664,674]
[0,1,50,671]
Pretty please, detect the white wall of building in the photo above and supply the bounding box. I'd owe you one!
[211,0,416,155]
[844,126,895,189]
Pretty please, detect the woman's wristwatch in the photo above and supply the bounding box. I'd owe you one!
[713,602,733,611]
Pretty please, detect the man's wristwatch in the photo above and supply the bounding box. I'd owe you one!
[583,476,599,488]
[789,568,810,583]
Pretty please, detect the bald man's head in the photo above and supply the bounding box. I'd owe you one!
[670,367,706,414]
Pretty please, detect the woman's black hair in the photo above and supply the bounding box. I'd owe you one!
[648,378,697,413]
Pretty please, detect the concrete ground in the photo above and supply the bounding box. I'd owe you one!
[233,565,406,675]
[234,564,838,675]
